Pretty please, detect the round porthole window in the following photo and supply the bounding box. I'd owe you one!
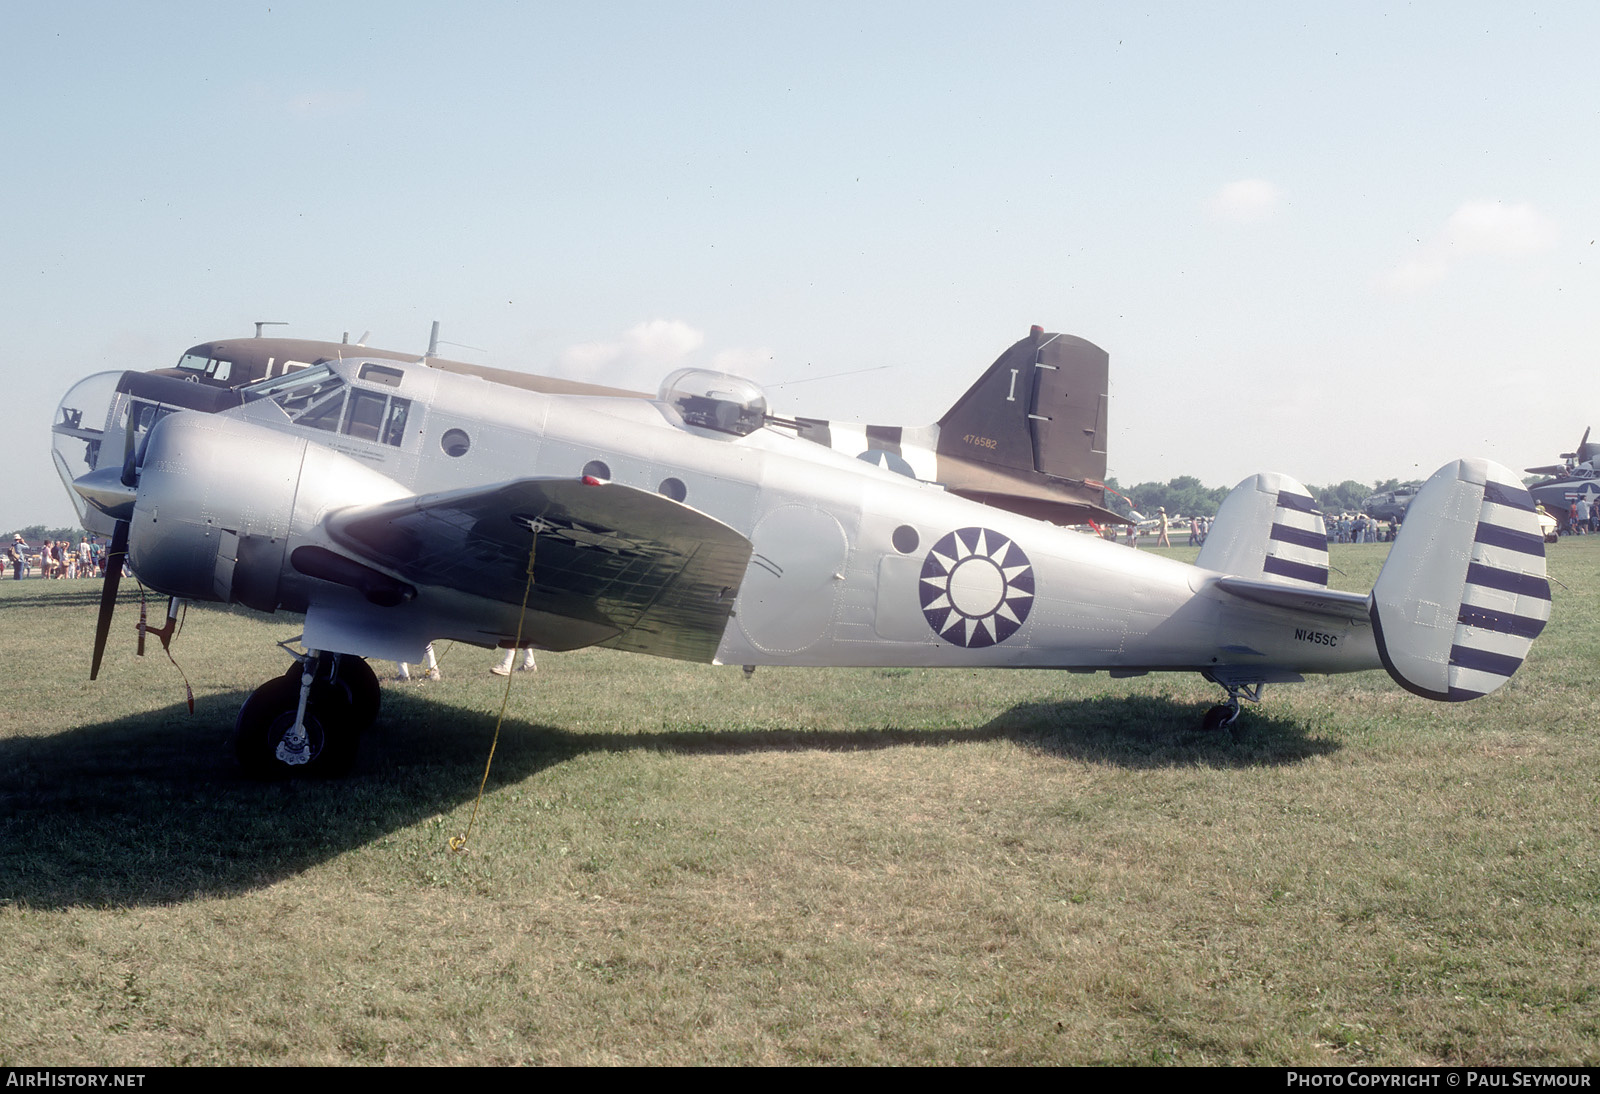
[440,429,471,457]
[583,459,611,480]
[658,477,687,502]
[892,524,920,553]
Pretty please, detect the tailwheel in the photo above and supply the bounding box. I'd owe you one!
[1197,675,1264,732]
[235,671,359,779]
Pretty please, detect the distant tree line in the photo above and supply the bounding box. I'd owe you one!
[3,524,89,545]
[1101,477,1420,520]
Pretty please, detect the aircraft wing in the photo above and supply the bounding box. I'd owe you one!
[325,478,752,662]
[1210,576,1371,621]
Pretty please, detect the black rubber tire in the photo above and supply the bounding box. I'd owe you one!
[1201,704,1237,733]
[234,673,358,779]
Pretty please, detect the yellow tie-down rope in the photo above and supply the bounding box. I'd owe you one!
[450,528,538,853]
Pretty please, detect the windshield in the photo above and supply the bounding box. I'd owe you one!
[239,362,409,446]
[175,352,234,382]
[240,363,346,429]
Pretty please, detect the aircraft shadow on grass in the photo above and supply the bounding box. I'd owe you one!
[0,688,1336,909]
[1,585,106,611]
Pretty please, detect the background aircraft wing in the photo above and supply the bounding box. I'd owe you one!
[326,478,752,662]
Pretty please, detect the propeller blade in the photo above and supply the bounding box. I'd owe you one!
[119,405,139,488]
[90,519,129,681]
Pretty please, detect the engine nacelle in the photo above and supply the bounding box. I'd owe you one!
[128,412,411,611]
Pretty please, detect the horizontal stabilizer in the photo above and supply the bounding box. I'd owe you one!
[1197,472,1328,585]
[1371,459,1550,701]
[1212,576,1370,622]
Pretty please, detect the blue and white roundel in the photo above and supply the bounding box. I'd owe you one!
[919,528,1035,647]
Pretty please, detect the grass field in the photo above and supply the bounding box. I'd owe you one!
[1,538,1597,1065]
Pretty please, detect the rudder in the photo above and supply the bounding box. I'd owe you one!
[1371,459,1551,700]
[1197,472,1329,585]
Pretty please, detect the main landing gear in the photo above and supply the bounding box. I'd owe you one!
[234,650,381,778]
[1199,678,1264,732]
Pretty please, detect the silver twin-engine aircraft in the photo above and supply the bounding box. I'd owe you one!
[58,328,1552,777]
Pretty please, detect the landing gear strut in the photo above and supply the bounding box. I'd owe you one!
[235,650,381,778]
[1199,678,1264,732]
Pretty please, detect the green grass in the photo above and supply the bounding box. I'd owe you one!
[1,539,1597,1064]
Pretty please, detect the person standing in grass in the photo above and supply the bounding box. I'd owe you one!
[491,647,537,676]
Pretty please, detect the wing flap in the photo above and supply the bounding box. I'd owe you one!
[326,478,752,662]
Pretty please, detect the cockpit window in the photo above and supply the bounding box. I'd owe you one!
[241,363,347,428]
[242,362,339,404]
[175,352,234,382]
[239,364,408,447]
[658,368,768,436]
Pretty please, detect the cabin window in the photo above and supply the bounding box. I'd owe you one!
[382,399,410,445]
[344,391,387,442]
[658,477,686,502]
[441,428,471,457]
[583,460,610,480]
[341,391,411,446]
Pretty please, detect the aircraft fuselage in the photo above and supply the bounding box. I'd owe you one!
[118,355,1379,682]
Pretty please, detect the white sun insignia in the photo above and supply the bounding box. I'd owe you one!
[918,527,1035,647]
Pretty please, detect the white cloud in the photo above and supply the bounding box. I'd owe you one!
[559,319,705,375]
[1441,200,1557,256]
[1207,179,1282,224]
[1381,200,1557,293]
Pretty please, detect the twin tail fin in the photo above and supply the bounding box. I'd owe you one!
[1371,459,1550,700]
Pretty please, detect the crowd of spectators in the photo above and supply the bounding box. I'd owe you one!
[5,533,109,579]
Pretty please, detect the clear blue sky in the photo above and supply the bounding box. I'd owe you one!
[5,1,1597,531]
